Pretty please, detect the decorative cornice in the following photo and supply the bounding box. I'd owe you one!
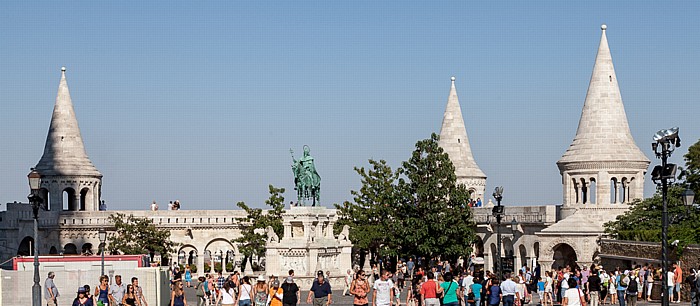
[558,161,649,172]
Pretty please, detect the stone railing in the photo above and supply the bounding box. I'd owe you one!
[57,210,249,229]
[471,205,558,224]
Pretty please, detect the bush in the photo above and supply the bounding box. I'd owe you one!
[214,262,222,273]
[190,265,197,274]
[204,263,211,273]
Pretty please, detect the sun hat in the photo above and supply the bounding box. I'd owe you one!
[257,275,265,282]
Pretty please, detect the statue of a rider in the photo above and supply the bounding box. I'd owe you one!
[290,145,321,206]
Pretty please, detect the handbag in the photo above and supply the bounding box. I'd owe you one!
[467,292,475,303]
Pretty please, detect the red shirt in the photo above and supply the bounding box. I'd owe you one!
[421,281,438,299]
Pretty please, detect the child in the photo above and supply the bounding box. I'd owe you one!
[537,277,545,306]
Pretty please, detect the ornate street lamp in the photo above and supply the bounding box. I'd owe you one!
[651,127,681,306]
[28,169,43,306]
[99,228,107,276]
[492,186,504,280]
[682,187,695,212]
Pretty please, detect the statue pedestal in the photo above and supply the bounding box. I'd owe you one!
[265,206,352,288]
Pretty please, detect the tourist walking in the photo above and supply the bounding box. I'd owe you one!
[46,271,61,306]
[95,275,115,306]
[236,276,253,306]
[110,275,126,306]
[131,277,148,306]
[170,280,187,306]
[254,275,269,306]
[469,277,483,306]
[421,272,440,306]
[185,265,193,288]
[351,270,370,306]
[562,278,585,306]
[122,284,140,306]
[645,268,654,302]
[217,280,236,306]
[307,271,332,306]
[625,271,640,306]
[73,287,94,306]
[195,277,207,306]
[266,279,284,306]
[373,270,395,306]
[586,269,601,306]
[543,271,553,306]
[501,275,518,306]
[462,271,474,305]
[616,271,628,306]
[673,263,683,304]
[487,279,501,306]
[438,272,460,306]
[407,277,423,306]
[343,269,353,296]
[281,276,300,306]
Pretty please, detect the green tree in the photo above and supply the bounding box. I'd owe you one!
[334,159,399,261]
[394,133,475,260]
[107,213,178,264]
[681,138,700,194]
[233,185,286,271]
[336,133,476,262]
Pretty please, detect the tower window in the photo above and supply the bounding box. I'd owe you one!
[609,76,612,82]
[458,139,461,143]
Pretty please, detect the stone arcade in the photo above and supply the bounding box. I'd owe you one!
[1,25,650,276]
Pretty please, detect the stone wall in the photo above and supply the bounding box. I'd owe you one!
[599,239,700,301]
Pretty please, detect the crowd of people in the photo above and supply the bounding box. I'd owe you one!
[43,271,149,306]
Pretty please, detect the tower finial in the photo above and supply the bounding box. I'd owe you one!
[451,76,456,84]
[61,66,66,72]
[601,24,607,31]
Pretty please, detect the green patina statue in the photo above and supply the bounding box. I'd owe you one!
[290,145,321,206]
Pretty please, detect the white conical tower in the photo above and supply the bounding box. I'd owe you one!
[438,77,487,200]
[557,25,649,211]
[34,67,102,211]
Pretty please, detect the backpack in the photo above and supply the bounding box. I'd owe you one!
[620,275,630,287]
[627,277,638,293]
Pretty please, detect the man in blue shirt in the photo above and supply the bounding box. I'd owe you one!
[407,258,415,279]
[617,271,629,306]
[307,271,332,306]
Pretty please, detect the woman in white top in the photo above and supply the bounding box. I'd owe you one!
[543,271,553,306]
[562,278,585,306]
[218,281,236,306]
[236,276,253,306]
[515,276,528,306]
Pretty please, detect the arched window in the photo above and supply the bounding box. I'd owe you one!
[63,188,77,211]
[17,236,34,256]
[64,243,78,255]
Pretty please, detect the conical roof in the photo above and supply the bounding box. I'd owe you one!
[438,77,486,179]
[558,25,649,166]
[34,67,101,177]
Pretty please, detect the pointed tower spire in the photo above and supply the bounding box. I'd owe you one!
[438,77,487,200]
[34,68,102,211]
[557,25,649,208]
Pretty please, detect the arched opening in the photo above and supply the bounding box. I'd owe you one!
[589,178,597,205]
[63,188,76,211]
[82,243,94,255]
[620,178,628,203]
[40,188,50,211]
[502,237,515,274]
[49,246,58,254]
[519,244,528,269]
[17,236,34,256]
[80,188,90,211]
[178,251,186,265]
[533,242,540,260]
[64,243,78,255]
[572,178,580,204]
[473,236,485,257]
[552,243,578,270]
[203,250,212,273]
[610,178,618,204]
[188,250,197,266]
[580,178,588,204]
[628,177,636,201]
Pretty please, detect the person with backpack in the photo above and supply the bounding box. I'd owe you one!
[625,271,639,306]
[616,271,629,306]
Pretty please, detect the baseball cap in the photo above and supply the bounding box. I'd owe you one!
[272,279,280,287]
[78,287,87,293]
[317,271,324,277]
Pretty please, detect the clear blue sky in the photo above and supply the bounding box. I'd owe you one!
[1,1,699,210]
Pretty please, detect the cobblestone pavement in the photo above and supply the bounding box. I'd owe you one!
[181,285,693,306]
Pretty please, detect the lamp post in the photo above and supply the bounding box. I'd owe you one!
[651,127,681,306]
[28,169,43,306]
[99,228,107,276]
[492,186,504,280]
